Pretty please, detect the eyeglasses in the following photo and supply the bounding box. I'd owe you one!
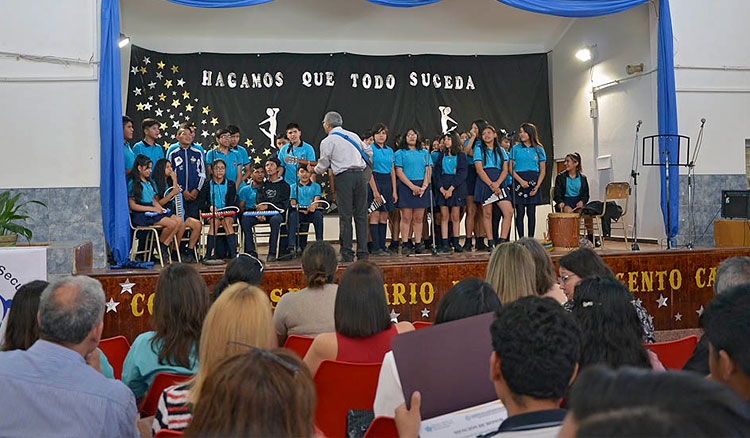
[558,275,572,284]
[227,341,299,375]
[406,133,417,138]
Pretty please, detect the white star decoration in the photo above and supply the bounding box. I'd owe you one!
[143,102,152,111]
[133,87,142,96]
[155,109,163,117]
[421,308,430,318]
[635,298,643,306]
[156,71,163,79]
[696,305,704,317]
[130,66,138,75]
[389,309,400,322]
[148,81,156,89]
[656,294,668,308]
[119,279,135,294]
[148,96,153,101]
[105,297,120,313]
[172,120,180,129]
[177,78,186,87]
[143,56,151,65]
[201,119,207,125]
[675,313,682,321]
[202,130,209,138]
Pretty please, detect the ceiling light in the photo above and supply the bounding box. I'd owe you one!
[575,47,592,62]
[119,34,131,49]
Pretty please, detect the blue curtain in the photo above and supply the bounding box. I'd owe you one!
[365,0,441,6]
[494,0,648,17]
[164,0,273,7]
[99,0,131,265]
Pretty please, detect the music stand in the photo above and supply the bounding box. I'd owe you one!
[642,134,690,249]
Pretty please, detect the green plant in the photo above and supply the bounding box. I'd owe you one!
[0,191,47,242]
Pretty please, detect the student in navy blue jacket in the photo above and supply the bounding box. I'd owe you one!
[434,132,467,253]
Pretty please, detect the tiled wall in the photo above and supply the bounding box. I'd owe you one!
[2,187,106,271]
[675,174,746,247]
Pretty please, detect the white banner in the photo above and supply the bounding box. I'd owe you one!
[0,247,47,340]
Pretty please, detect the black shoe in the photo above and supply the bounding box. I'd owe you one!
[388,241,399,252]
[294,247,304,258]
[372,249,389,257]
[339,255,354,263]
[453,239,465,253]
[486,242,495,253]
[181,249,197,263]
[159,243,171,262]
[415,242,425,254]
[476,239,488,251]
[277,248,294,261]
[462,239,473,252]
[266,254,277,262]
[438,244,451,254]
[400,245,413,256]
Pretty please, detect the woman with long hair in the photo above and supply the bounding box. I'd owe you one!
[517,238,566,304]
[153,282,276,434]
[122,263,210,398]
[434,132,467,253]
[461,119,489,251]
[274,241,339,342]
[394,129,432,255]
[197,158,239,261]
[303,261,414,375]
[473,125,514,250]
[510,122,546,238]
[153,158,202,262]
[485,242,536,305]
[367,123,398,256]
[552,152,595,245]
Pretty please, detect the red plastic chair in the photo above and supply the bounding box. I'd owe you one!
[412,321,432,330]
[644,335,699,370]
[283,335,315,359]
[314,360,382,438]
[154,430,184,437]
[364,416,398,438]
[98,335,130,380]
[140,372,192,417]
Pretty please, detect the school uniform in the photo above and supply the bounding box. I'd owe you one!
[168,144,206,220]
[121,331,197,399]
[510,143,546,238]
[243,177,290,258]
[198,178,238,259]
[464,139,481,197]
[367,144,396,212]
[553,171,590,211]
[277,141,316,187]
[233,145,251,179]
[287,181,324,251]
[434,152,468,207]
[127,179,166,226]
[133,140,165,166]
[124,141,135,172]
[205,147,242,185]
[473,145,510,204]
[395,148,431,209]
[238,181,261,253]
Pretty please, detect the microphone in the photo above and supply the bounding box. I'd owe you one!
[700,118,706,126]
[636,120,643,129]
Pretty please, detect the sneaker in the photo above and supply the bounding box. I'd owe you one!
[438,244,452,254]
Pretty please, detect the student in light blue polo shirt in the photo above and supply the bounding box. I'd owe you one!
[206,128,242,190]
[227,124,251,183]
[473,125,514,251]
[133,118,165,168]
[367,123,397,256]
[287,166,324,256]
[122,264,208,398]
[277,123,317,187]
[510,122,547,238]
[238,163,266,258]
[395,128,431,255]
[123,116,135,174]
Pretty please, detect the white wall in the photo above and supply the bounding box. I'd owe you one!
[671,0,750,175]
[0,0,100,189]
[550,4,662,240]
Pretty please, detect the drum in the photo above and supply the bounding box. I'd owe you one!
[548,212,580,250]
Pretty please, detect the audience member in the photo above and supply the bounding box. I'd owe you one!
[303,261,414,375]
[183,348,316,437]
[684,256,750,374]
[0,276,138,437]
[517,237,566,304]
[572,277,659,370]
[395,296,580,438]
[210,253,264,301]
[485,242,536,304]
[558,248,655,343]
[374,278,500,417]
[274,242,339,343]
[122,264,209,398]
[561,366,750,437]
[701,283,750,402]
[153,282,276,434]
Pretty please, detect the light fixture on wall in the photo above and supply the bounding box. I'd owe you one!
[119,34,131,49]
[575,45,597,63]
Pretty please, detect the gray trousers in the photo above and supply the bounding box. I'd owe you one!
[334,169,368,259]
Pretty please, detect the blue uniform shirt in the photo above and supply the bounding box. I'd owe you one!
[431,151,441,166]
[473,145,506,169]
[278,142,316,187]
[291,182,322,207]
[127,179,156,204]
[206,147,241,184]
[441,155,458,175]
[565,174,582,197]
[124,142,135,171]
[372,144,395,174]
[395,148,430,181]
[238,182,260,209]
[234,146,250,166]
[132,141,165,166]
[210,180,228,210]
[510,144,546,172]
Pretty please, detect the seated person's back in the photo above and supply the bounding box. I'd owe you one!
[0,276,137,437]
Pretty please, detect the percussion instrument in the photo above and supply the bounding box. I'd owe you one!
[547,212,580,250]
[200,206,240,219]
[145,208,171,217]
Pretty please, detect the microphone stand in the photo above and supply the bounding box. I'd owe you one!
[686,119,706,250]
[630,121,642,251]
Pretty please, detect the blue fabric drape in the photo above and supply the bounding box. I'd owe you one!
[494,0,648,17]
[164,0,273,7]
[365,0,441,6]
[99,0,131,265]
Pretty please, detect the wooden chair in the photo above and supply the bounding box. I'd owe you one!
[98,336,130,380]
[314,360,382,437]
[139,372,192,417]
[198,211,242,259]
[364,416,398,438]
[581,182,630,249]
[413,321,433,330]
[128,215,180,267]
[283,334,315,359]
[644,335,699,370]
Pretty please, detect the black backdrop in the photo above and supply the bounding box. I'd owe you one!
[126,46,553,201]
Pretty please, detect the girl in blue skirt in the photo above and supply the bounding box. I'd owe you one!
[128,154,183,260]
[462,119,490,251]
[474,125,514,251]
[435,132,467,253]
[510,122,547,238]
[395,128,432,255]
[367,123,397,256]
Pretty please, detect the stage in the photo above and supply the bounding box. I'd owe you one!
[83,242,750,343]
